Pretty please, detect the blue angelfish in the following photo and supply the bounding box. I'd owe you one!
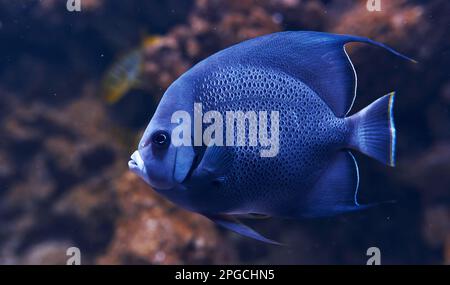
[128,31,414,244]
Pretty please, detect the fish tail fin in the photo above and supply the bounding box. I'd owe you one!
[346,92,396,167]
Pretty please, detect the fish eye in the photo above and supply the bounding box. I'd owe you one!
[151,130,170,148]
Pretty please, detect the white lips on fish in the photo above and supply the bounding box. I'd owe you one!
[128,150,150,184]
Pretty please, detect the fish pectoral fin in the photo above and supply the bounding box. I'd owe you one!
[193,146,233,181]
[300,151,373,218]
[206,214,282,245]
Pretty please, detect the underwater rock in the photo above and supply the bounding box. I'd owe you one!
[331,0,424,51]
[0,90,122,264]
[20,241,74,265]
[400,144,450,201]
[445,237,450,265]
[138,0,334,96]
[0,240,74,265]
[97,172,236,265]
[422,204,450,265]
[422,206,450,249]
[140,0,282,94]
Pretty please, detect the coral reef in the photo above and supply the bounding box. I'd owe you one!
[97,172,235,265]
[0,87,123,264]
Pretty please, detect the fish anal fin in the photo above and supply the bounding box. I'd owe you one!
[300,151,369,218]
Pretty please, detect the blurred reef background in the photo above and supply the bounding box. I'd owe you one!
[0,0,449,264]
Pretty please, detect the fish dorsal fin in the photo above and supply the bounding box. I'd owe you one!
[205,214,282,245]
[216,31,414,117]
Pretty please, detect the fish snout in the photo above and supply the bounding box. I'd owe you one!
[128,149,174,190]
[128,150,145,175]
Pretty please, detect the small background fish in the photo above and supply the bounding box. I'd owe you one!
[102,36,161,104]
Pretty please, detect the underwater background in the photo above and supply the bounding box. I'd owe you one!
[0,0,449,264]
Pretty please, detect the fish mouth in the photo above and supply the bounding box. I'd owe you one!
[128,150,173,190]
[128,150,144,174]
[128,159,139,173]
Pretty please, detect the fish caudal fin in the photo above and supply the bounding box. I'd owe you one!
[347,92,396,167]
